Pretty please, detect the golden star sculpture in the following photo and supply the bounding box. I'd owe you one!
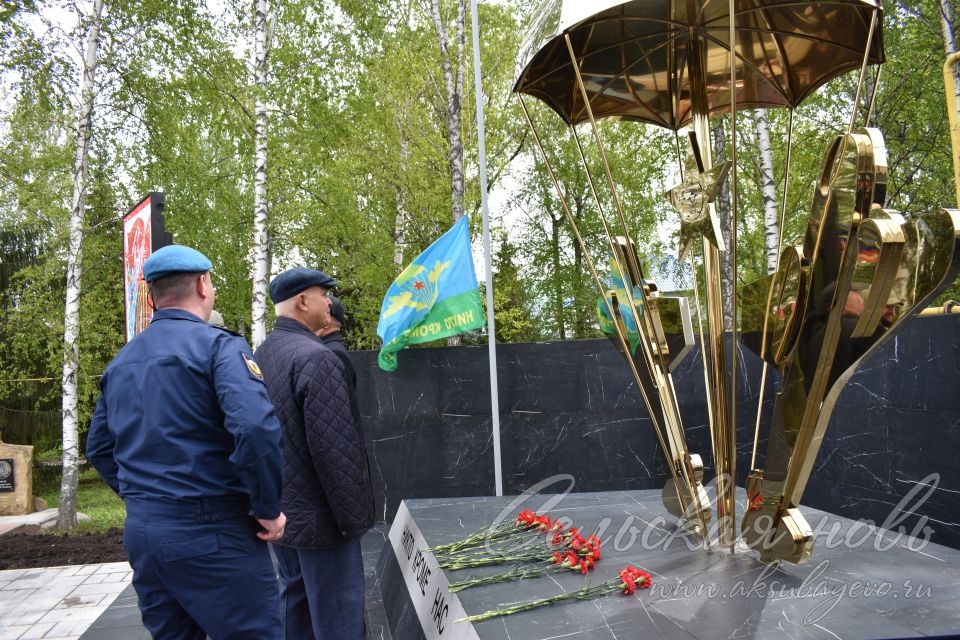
[665,160,731,260]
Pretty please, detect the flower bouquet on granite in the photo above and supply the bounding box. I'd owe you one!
[447,530,603,592]
[458,565,653,623]
[429,509,558,555]
[430,510,568,571]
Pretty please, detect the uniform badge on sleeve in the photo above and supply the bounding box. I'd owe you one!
[241,353,265,382]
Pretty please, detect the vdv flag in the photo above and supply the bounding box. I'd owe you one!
[377,216,485,372]
[596,254,645,355]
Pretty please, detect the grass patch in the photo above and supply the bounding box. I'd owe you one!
[36,466,126,532]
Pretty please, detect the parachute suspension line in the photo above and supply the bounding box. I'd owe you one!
[562,34,662,379]
[518,95,700,538]
[866,65,884,128]
[675,130,717,458]
[848,9,879,134]
[751,109,796,471]
[571,129,691,521]
[563,35,710,540]
[570,127,663,388]
[728,0,740,474]
[809,9,879,269]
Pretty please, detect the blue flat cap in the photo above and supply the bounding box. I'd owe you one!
[269,268,337,303]
[328,295,345,325]
[141,245,212,282]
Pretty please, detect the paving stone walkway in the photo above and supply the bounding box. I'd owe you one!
[0,562,131,640]
[1,526,392,640]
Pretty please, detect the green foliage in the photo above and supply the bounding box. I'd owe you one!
[491,230,538,342]
[506,105,677,340]
[38,466,126,532]
[1,0,959,446]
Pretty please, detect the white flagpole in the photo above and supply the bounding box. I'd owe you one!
[470,0,503,497]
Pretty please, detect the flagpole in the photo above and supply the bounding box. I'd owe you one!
[470,0,503,497]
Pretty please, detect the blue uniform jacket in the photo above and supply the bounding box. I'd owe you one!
[86,308,283,519]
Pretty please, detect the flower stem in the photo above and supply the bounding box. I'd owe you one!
[458,582,623,623]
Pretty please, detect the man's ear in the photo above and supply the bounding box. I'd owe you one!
[197,274,209,298]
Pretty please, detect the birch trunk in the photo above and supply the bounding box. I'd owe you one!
[942,0,960,117]
[752,110,780,275]
[59,0,104,531]
[428,0,467,346]
[428,0,466,225]
[551,216,565,340]
[711,119,734,332]
[572,194,585,337]
[394,125,409,269]
[250,0,273,349]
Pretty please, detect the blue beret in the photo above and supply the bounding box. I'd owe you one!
[141,245,212,282]
[269,268,337,303]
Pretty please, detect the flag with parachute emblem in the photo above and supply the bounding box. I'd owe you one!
[596,253,645,356]
[377,216,485,372]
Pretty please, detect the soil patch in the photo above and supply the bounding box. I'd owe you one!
[0,527,126,570]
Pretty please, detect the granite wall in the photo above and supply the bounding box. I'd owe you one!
[351,315,960,549]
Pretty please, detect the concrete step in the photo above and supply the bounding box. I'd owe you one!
[0,508,90,535]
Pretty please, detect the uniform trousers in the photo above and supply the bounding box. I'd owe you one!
[273,539,365,639]
[124,499,280,640]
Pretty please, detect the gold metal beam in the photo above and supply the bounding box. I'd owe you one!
[559,35,713,538]
[517,95,707,542]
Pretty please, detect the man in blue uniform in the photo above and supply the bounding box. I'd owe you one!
[255,269,375,640]
[86,245,286,640]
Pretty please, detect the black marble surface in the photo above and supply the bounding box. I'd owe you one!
[379,490,960,640]
[353,316,960,549]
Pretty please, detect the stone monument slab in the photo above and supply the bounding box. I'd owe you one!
[0,440,34,516]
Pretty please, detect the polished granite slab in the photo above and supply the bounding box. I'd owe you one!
[378,489,960,640]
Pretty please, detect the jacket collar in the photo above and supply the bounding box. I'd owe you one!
[151,308,206,324]
[273,316,318,338]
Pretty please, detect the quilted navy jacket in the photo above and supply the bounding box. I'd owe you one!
[254,317,375,548]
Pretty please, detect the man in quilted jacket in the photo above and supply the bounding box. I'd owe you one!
[254,268,376,640]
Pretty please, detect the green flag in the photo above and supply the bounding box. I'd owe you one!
[377,216,485,371]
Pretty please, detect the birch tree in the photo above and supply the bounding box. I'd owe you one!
[427,0,467,225]
[394,123,410,268]
[942,0,960,119]
[427,0,466,346]
[752,110,780,274]
[250,0,275,349]
[59,0,105,530]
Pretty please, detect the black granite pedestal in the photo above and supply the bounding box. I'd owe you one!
[378,489,960,640]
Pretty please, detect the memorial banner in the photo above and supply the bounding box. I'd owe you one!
[122,193,172,342]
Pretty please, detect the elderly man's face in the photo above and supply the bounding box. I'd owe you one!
[303,285,332,332]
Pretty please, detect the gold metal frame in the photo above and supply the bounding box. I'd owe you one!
[512,0,960,564]
[518,94,712,541]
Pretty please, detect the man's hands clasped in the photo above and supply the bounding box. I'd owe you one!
[257,513,286,541]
